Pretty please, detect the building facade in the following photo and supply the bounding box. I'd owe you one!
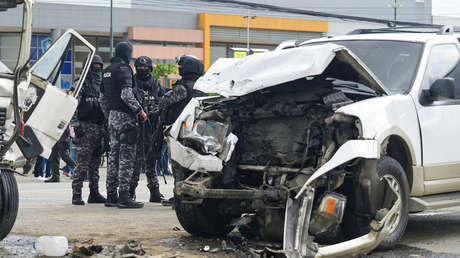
[0,0,433,87]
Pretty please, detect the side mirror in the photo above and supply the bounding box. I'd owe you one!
[429,77,455,101]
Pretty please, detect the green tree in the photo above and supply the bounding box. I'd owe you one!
[152,63,178,79]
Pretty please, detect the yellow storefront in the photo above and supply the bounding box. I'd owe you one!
[198,13,329,69]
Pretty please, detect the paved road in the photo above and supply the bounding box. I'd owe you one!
[3,169,460,257]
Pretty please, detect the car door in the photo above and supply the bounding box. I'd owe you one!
[416,43,460,195]
[17,30,95,159]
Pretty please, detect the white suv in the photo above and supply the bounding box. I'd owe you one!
[168,27,460,257]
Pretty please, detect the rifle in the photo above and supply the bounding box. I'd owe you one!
[147,118,167,185]
[141,119,146,178]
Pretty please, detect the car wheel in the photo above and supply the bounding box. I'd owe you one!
[375,156,410,250]
[0,170,19,240]
[172,162,235,238]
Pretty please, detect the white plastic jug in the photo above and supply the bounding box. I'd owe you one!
[34,236,68,257]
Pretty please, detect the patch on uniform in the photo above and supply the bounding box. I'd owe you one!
[104,72,112,78]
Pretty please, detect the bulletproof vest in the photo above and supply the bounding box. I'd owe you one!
[164,79,205,125]
[101,57,135,114]
[77,78,105,124]
[134,76,163,116]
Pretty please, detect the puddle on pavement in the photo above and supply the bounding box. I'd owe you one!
[0,234,74,257]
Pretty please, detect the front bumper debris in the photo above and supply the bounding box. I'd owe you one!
[176,180,285,201]
[167,136,223,172]
[285,184,400,258]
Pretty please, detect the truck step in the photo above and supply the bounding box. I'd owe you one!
[409,191,460,212]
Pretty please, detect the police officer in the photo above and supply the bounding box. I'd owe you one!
[100,42,146,209]
[160,55,205,125]
[159,55,205,205]
[71,54,107,205]
[129,56,165,202]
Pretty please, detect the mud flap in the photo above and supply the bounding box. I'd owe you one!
[15,125,43,160]
[284,187,317,258]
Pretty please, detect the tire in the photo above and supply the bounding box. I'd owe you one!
[172,162,235,238]
[0,170,19,240]
[174,197,235,238]
[375,156,410,250]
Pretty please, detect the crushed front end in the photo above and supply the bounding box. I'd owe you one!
[168,45,401,257]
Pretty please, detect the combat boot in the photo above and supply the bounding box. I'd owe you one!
[72,194,85,205]
[105,193,118,207]
[149,186,164,203]
[88,189,107,204]
[128,189,136,201]
[117,191,144,209]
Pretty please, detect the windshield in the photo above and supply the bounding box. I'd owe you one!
[0,60,12,74]
[31,33,71,83]
[304,40,423,94]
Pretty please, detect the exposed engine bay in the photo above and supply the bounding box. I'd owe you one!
[169,44,401,257]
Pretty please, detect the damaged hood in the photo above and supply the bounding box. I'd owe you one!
[194,43,390,97]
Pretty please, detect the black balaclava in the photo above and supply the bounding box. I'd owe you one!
[83,54,104,93]
[115,42,133,64]
[134,56,153,83]
[90,55,103,92]
[178,55,204,81]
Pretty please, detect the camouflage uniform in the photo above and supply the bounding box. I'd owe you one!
[69,54,107,205]
[158,56,205,206]
[101,42,144,208]
[71,123,104,194]
[106,110,138,196]
[130,68,164,200]
[160,55,207,126]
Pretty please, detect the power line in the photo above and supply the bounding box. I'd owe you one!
[196,0,439,27]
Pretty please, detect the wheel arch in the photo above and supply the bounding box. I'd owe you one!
[380,134,415,192]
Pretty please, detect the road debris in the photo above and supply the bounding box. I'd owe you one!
[71,240,145,257]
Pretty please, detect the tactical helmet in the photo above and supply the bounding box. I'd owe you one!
[134,56,153,70]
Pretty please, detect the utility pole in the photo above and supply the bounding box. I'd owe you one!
[109,0,113,58]
[243,10,256,55]
[390,0,402,23]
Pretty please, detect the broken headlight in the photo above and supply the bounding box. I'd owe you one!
[309,192,346,238]
[182,120,229,155]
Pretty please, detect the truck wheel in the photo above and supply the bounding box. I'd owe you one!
[375,156,410,250]
[0,170,19,240]
[172,162,235,238]
[174,197,235,238]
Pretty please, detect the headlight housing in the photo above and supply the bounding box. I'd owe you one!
[182,120,229,155]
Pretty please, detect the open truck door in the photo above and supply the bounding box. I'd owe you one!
[13,30,95,161]
[0,0,96,241]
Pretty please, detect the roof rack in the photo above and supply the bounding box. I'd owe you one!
[347,25,456,35]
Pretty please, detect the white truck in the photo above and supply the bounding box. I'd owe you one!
[0,0,95,239]
[168,26,460,257]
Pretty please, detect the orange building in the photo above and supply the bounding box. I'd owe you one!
[128,13,329,70]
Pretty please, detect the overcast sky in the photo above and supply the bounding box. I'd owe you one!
[433,0,460,17]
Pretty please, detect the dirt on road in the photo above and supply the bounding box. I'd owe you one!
[12,171,209,257]
[9,168,460,257]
